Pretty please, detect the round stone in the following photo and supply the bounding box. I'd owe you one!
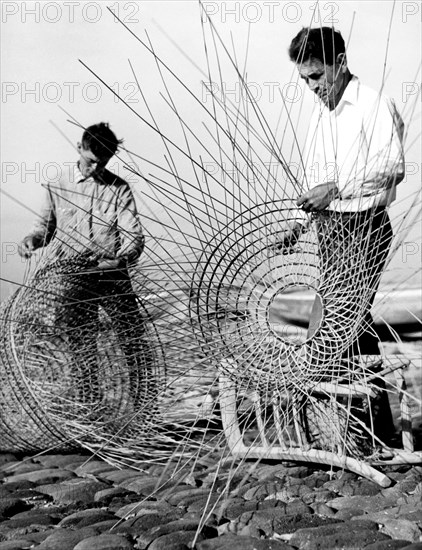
[73,534,134,550]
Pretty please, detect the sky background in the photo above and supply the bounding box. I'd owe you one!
[1,0,421,301]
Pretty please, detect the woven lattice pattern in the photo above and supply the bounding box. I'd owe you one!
[0,248,221,458]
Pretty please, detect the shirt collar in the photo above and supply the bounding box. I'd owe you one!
[333,75,359,113]
[74,164,87,184]
[74,163,112,185]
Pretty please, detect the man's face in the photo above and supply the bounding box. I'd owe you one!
[77,143,112,179]
[298,55,348,110]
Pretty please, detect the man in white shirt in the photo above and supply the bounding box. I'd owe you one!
[279,27,405,443]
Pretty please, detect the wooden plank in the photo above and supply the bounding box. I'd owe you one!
[394,369,414,452]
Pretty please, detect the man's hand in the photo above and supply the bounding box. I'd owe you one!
[18,236,36,259]
[84,256,125,273]
[267,221,305,255]
[96,258,123,271]
[297,182,339,212]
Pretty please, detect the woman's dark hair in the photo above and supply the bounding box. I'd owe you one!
[288,27,346,66]
[81,122,123,158]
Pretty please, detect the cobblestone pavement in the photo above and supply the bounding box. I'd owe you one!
[0,450,421,550]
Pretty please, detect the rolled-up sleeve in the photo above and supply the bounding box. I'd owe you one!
[115,185,145,264]
[338,97,405,199]
[28,184,57,248]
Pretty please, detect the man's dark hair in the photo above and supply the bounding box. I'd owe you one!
[81,122,123,158]
[288,27,346,66]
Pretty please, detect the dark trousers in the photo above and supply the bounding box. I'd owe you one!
[55,266,151,409]
[307,208,395,443]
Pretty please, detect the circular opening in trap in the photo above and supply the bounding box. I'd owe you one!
[267,285,323,345]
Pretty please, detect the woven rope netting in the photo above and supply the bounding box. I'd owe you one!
[0,4,421,475]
